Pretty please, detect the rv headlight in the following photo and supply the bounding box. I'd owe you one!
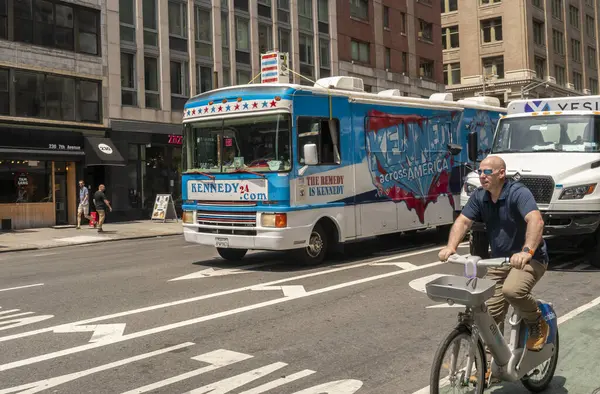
[559,184,597,200]
[261,213,287,228]
[463,183,478,196]
[183,210,195,224]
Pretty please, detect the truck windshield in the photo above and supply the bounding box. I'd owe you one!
[492,115,600,153]
[182,114,292,173]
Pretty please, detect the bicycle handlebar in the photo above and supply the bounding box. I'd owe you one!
[446,254,510,268]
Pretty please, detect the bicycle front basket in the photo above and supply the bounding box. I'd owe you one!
[425,275,496,307]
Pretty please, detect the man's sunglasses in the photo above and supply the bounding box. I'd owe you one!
[476,169,495,175]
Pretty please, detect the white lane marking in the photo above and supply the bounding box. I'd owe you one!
[54,324,126,343]
[252,285,307,297]
[411,294,600,393]
[0,312,35,319]
[169,263,273,281]
[186,362,289,394]
[409,274,466,309]
[0,310,21,316]
[121,349,254,394]
[372,262,418,270]
[0,284,44,293]
[0,260,446,372]
[0,244,459,344]
[55,235,108,243]
[290,380,364,394]
[32,252,57,257]
[0,342,194,394]
[0,315,53,332]
[238,370,317,394]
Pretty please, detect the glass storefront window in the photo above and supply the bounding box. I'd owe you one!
[143,145,182,210]
[0,160,53,203]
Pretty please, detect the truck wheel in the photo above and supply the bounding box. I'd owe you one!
[470,231,490,259]
[291,223,328,266]
[217,248,247,261]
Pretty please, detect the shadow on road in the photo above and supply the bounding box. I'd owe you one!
[487,375,568,393]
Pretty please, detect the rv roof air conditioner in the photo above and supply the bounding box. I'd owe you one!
[314,76,365,92]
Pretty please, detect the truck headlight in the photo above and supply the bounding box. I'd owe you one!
[183,210,195,224]
[261,213,287,228]
[463,183,478,196]
[559,184,596,200]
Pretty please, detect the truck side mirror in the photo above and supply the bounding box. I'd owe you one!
[468,132,479,162]
[303,144,318,165]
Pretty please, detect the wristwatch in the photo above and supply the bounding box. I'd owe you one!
[522,247,534,256]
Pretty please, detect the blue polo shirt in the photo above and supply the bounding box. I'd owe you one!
[462,180,549,263]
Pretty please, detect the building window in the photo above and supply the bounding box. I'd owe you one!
[554,64,565,85]
[586,15,595,38]
[483,56,504,78]
[168,1,187,38]
[143,0,158,46]
[533,20,545,46]
[236,69,251,84]
[573,71,583,91]
[552,0,562,20]
[221,12,230,65]
[383,6,389,28]
[400,12,406,34]
[351,39,369,64]
[419,19,433,42]
[170,60,189,110]
[196,65,212,94]
[481,0,501,4]
[441,0,458,13]
[384,47,391,70]
[277,0,290,24]
[534,56,546,78]
[121,52,137,107]
[571,39,581,62]
[318,0,329,29]
[0,161,52,204]
[0,0,6,39]
[588,46,597,69]
[552,29,564,54]
[144,57,160,109]
[350,0,368,21]
[298,0,313,32]
[279,28,292,71]
[419,58,434,79]
[569,5,579,28]
[481,17,502,43]
[0,68,8,115]
[45,75,75,121]
[532,0,543,9]
[195,6,212,58]
[12,0,99,55]
[442,25,459,49]
[319,38,330,76]
[235,17,250,51]
[79,80,100,122]
[443,62,461,85]
[299,33,314,66]
[120,0,135,43]
[258,23,272,55]
[589,78,598,94]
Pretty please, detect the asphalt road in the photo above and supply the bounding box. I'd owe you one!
[0,233,599,394]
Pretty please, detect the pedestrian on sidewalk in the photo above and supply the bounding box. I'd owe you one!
[76,180,94,229]
[93,184,112,233]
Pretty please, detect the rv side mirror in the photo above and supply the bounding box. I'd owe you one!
[447,143,462,156]
[303,144,318,165]
[467,132,479,162]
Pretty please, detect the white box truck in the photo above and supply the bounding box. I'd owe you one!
[460,95,600,267]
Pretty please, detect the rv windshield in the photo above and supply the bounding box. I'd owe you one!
[492,115,600,153]
[182,114,292,173]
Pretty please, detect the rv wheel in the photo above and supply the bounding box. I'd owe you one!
[291,223,328,266]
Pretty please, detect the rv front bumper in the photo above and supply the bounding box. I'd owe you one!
[471,211,600,236]
[182,224,311,251]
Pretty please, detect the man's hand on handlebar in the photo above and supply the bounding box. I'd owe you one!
[510,251,532,270]
[438,247,456,262]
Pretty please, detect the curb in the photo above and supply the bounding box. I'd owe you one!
[0,232,183,254]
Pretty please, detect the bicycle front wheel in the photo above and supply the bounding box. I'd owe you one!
[430,325,486,394]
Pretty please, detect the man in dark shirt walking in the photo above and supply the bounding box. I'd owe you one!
[93,184,112,233]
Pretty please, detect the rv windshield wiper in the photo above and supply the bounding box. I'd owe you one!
[231,168,267,178]
[533,147,560,152]
[184,170,216,180]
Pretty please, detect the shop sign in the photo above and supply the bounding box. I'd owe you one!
[0,127,84,151]
[98,143,113,155]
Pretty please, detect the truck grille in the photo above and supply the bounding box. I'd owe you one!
[517,176,555,204]
[197,211,256,226]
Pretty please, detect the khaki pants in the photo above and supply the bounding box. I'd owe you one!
[97,209,106,229]
[485,259,547,333]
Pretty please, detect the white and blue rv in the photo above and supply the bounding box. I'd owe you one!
[180,76,505,265]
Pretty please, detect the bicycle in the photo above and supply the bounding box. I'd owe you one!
[426,254,560,393]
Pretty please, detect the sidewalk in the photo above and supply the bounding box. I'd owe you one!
[0,220,183,253]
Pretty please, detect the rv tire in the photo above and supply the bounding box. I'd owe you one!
[217,248,248,261]
[291,223,328,266]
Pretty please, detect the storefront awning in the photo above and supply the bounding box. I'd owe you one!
[84,137,125,166]
[0,148,86,161]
